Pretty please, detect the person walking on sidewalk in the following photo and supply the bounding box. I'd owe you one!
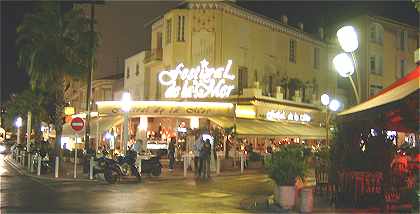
[193,136,203,177]
[201,139,211,180]
[168,138,176,172]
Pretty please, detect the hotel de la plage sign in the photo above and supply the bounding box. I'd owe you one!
[158,59,235,99]
[266,110,311,123]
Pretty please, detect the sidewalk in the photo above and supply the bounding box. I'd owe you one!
[5,154,264,183]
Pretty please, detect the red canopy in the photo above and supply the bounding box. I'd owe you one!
[338,67,419,132]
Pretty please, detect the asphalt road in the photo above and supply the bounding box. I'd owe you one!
[0,154,274,213]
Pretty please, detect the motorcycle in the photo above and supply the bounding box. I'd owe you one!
[31,151,53,174]
[140,155,162,177]
[104,150,141,184]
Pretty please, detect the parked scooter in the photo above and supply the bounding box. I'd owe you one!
[31,151,53,174]
[140,155,162,176]
[104,150,141,184]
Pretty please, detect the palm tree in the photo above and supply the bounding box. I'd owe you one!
[16,2,99,154]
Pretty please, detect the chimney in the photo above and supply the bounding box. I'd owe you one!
[318,27,324,40]
[298,22,304,31]
[281,15,288,25]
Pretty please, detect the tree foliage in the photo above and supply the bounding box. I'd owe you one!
[16,2,99,153]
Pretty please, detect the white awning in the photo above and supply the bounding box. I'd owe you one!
[62,116,123,137]
[209,117,325,139]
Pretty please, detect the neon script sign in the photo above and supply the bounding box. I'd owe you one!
[158,59,235,99]
[266,110,311,122]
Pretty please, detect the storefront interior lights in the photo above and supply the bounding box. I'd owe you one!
[139,116,148,131]
[190,117,200,129]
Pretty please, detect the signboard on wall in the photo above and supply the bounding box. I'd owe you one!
[158,59,235,99]
[96,101,234,117]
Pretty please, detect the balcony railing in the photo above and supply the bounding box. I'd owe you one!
[144,48,163,63]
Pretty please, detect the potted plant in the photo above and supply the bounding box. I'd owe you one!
[265,144,308,209]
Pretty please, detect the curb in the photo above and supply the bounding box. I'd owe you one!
[4,156,98,183]
[5,156,264,183]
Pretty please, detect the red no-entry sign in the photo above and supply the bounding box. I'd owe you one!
[70,117,85,132]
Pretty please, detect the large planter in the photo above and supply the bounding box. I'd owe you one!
[274,185,296,209]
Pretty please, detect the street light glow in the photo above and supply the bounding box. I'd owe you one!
[337,25,359,52]
[320,94,330,106]
[15,117,23,128]
[121,92,132,112]
[333,53,355,78]
[329,99,341,112]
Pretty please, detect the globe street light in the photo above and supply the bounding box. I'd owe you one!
[15,117,23,145]
[337,26,359,53]
[121,92,132,156]
[320,95,341,145]
[335,25,361,104]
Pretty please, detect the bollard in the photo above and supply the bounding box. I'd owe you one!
[21,152,25,166]
[216,157,220,175]
[30,155,34,173]
[27,154,31,170]
[89,157,94,180]
[183,156,187,177]
[74,148,77,179]
[55,156,59,178]
[37,156,41,176]
[240,154,244,174]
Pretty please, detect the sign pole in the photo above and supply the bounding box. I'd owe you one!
[74,134,77,179]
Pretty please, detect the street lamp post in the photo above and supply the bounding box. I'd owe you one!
[15,117,23,145]
[121,92,132,156]
[334,25,361,104]
[321,94,341,145]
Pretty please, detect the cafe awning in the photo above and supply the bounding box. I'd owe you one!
[339,67,419,116]
[209,117,326,139]
[337,67,419,132]
[62,116,123,137]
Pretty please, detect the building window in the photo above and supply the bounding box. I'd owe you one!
[177,16,185,42]
[369,84,383,97]
[136,64,140,76]
[313,47,320,69]
[126,67,130,79]
[289,39,296,63]
[400,30,407,51]
[369,55,383,75]
[238,67,248,94]
[157,32,162,49]
[400,59,406,78]
[166,19,172,44]
[369,23,384,44]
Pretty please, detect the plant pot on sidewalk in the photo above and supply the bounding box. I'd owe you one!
[274,185,296,209]
[299,187,314,213]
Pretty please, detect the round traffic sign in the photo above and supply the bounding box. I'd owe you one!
[70,117,85,132]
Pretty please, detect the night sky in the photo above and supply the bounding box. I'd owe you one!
[1,0,418,105]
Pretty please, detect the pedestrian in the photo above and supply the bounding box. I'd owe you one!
[192,135,203,177]
[168,137,176,172]
[201,139,211,180]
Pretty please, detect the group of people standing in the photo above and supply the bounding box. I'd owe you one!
[166,135,213,179]
[193,138,212,180]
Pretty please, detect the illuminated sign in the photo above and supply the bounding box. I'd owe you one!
[266,110,311,122]
[158,59,235,99]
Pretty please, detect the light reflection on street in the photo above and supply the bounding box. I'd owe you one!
[0,154,7,175]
